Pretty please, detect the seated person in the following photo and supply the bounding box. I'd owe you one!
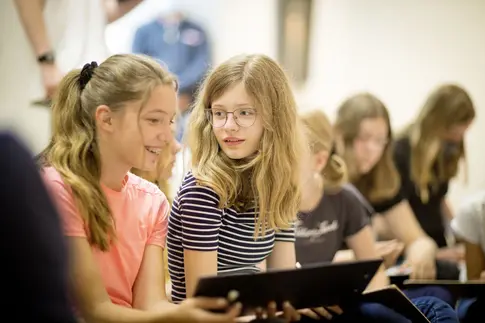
[0,132,76,323]
[40,54,240,323]
[451,190,485,322]
[294,110,458,322]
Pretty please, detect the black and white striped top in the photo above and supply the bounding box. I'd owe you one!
[167,172,295,303]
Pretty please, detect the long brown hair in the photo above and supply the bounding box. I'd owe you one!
[335,93,399,203]
[401,84,475,203]
[40,54,177,251]
[300,110,347,191]
[188,54,307,236]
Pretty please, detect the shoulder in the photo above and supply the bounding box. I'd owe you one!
[338,185,375,215]
[176,172,221,206]
[126,172,168,205]
[41,167,71,194]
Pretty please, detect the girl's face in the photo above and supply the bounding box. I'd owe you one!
[99,84,177,172]
[210,82,264,160]
[352,117,389,174]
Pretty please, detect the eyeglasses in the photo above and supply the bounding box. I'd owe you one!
[206,108,257,128]
[355,135,389,149]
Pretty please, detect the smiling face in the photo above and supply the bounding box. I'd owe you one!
[98,84,177,172]
[210,82,264,160]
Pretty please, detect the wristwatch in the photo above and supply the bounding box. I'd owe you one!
[37,51,55,64]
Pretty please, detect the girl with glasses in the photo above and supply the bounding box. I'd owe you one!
[167,53,306,321]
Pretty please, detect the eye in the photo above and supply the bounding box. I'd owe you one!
[239,109,255,116]
[213,110,225,117]
[148,118,162,124]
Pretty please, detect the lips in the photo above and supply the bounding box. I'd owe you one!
[145,147,161,155]
[223,137,245,143]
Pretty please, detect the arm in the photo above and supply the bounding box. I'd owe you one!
[103,0,144,24]
[266,241,296,270]
[346,226,389,291]
[177,186,222,298]
[383,201,437,254]
[13,0,51,55]
[44,178,174,323]
[177,29,211,93]
[133,199,175,312]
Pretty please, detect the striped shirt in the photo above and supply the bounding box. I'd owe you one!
[167,172,295,303]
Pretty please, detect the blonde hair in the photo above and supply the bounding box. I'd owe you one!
[40,54,177,251]
[300,110,347,191]
[188,54,305,236]
[401,84,475,203]
[335,93,399,203]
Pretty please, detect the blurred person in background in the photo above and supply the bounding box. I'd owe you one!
[0,0,144,154]
[132,0,211,143]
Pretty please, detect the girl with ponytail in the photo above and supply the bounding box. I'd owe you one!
[40,54,240,323]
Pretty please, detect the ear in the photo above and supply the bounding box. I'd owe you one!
[314,150,330,173]
[95,105,114,133]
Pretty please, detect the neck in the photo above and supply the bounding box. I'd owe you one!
[300,173,324,213]
[99,142,131,191]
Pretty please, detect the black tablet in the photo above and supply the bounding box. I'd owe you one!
[194,259,382,313]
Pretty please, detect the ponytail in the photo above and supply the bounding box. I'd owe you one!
[41,69,115,251]
[322,152,348,191]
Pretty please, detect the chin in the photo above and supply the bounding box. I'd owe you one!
[222,150,252,160]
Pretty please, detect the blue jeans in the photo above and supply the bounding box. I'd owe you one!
[295,296,458,323]
[403,286,455,307]
[457,297,484,323]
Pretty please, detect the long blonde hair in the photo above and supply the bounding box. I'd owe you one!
[40,54,177,251]
[335,93,399,203]
[300,110,347,191]
[188,54,305,235]
[401,84,475,203]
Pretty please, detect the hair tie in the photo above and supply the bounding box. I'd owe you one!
[79,61,98,91]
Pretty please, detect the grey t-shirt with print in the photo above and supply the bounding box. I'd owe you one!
[295,184,371,266]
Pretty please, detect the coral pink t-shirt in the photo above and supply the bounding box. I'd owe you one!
[42,167,169,308]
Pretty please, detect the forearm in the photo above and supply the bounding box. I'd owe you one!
[87,301,174,323]
[148,300,179,313]
[13,0,52,56]
[406,236,437,259]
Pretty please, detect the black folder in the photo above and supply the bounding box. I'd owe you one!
[404,280,485,299]
[359,285,430,323]
[194,259,382,314]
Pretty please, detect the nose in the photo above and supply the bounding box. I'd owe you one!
[224,113,239,131]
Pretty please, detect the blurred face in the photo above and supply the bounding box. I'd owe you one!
[210,82,264,160]
[441,121,472,143]
[352,117,389,174]
[98,84,177,172]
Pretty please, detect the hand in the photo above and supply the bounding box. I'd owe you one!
[436,245,465,263]
[404,238,437,280]
[375,240,405,268]
[174,297,242,323]
[255,301,300,322]
[40,63,63,99]
[299,306,343,321]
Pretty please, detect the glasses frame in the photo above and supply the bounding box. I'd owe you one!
[205,107,257,128]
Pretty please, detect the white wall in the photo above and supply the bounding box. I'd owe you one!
[106,0,485,209]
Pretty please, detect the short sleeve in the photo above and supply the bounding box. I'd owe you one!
[341,188,370,238]
[176,185,223,251]
[451,198,483,244]
[147,198,169,248]
[41,169,87,237]
[275,224,295,242]
[371,192,404,214]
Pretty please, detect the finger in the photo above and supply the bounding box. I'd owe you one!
[283,302,300,322]
[189,297,229,310]
[255,307,264,319]
[328,305,344,315]
[312,307,332,320]
[226,302,243,318]
[298,308,319,320]
[267,301,277,318]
